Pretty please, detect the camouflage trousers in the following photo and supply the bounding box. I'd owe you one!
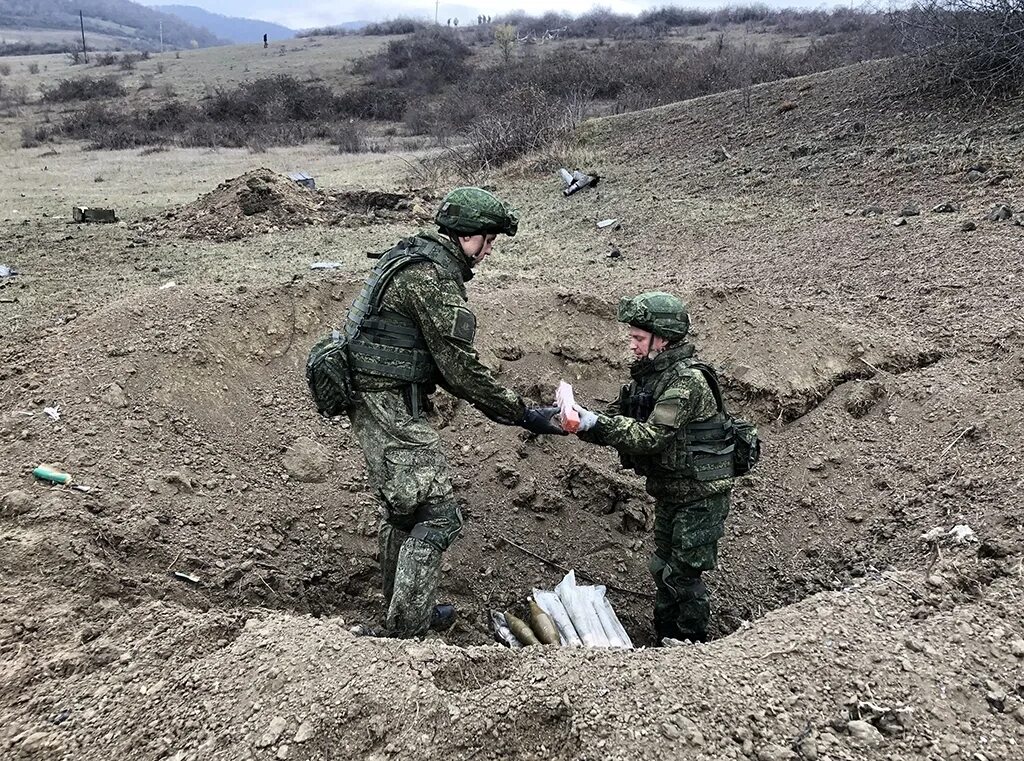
[349,390,463,638]
[648,492,730,642]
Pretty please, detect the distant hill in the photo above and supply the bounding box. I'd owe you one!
[154,5,294,44]
[0,0,225,50]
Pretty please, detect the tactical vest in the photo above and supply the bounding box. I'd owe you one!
[618,359,734,482]
[345,236,465,385]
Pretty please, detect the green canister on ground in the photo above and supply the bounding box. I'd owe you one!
[33,465,73,485]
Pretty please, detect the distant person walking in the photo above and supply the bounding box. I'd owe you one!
[263,33,268,49]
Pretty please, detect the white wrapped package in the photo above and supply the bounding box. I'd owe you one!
[556,570,610,648]
[532,588,583,647]
[589,584,634,649]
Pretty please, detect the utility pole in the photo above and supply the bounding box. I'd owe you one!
[159,21,163,53]
[79,10,88,62]
[435,0,439,25]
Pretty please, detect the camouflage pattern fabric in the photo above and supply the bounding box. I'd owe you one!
[350,389,463,637]
[578,342,733,641]
[649,493,730,641]
[435,187,519,237]
[616,291,690,341]
[346,230,528,637]
[351,232,525,426]
[579,343,732,503]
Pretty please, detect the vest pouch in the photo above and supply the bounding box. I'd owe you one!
[676,416,735,482]
[306,330,354,417]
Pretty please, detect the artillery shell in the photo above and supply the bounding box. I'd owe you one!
[504,611,540,646]
[529,599,560,645]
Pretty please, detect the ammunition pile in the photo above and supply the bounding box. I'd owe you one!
[491,570,634,649]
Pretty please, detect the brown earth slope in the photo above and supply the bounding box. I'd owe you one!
[2,60,1023,760]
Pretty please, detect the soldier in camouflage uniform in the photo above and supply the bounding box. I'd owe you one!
[344,187,564,639]
[572,293,734,643]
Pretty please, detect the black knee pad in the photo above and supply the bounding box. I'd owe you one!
[409,502,464,552]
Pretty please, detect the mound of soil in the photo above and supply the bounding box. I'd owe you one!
[143,169,430,242]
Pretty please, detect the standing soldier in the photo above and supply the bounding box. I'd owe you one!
[570,293,748,644]
[343,188,564,638]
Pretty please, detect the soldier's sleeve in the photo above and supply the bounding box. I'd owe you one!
[579,373,706,455]
[396,265,525,425]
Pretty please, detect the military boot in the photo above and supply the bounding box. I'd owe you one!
[654,617,683,645]
[429,604,456,631]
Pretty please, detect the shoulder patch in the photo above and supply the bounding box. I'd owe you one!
[450,307,477,344]
[650,396,683,428]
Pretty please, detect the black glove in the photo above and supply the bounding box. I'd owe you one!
[520,406,567,436]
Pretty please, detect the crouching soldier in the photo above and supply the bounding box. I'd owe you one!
[343,187,564,638]
[571,292,750,643]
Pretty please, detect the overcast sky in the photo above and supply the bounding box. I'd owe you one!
[147,1,853,31]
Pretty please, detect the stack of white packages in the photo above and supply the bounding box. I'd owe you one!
[492,570,633,649]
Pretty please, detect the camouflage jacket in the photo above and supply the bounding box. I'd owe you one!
[351,231,525,425]
[579,343,732,504]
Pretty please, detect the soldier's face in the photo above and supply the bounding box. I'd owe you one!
[628,327,667,359]
[459,234,497,266]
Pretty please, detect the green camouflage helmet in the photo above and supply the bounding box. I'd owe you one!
[435,187,519,237]
[617,292,690,340]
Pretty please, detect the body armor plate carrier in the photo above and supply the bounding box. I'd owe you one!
[345,236,463,386]
[619,361,735,482]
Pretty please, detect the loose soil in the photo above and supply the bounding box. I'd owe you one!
[2,60,1023,761]
[141,168,430,242]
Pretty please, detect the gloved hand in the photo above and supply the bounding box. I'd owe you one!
[521,406,567,436]
[574,404,598,433]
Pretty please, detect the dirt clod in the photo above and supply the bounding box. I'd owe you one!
[0,489,33,516]
[283,436,333,483]
[847,720,884,747]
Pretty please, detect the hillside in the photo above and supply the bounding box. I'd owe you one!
[0,0,224,50]
[154,5,294,44]
[1,32,1023,761]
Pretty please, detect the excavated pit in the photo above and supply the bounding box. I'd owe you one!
[0,278,974,652]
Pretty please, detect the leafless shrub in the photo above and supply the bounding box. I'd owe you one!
[361,18,427,36]
[28,63,40,75]
[893,0,1024,102]
[0,63,10,76]
[457,85,588,170]
[42,75,126,102]
[4,84,29,104]
[332,121,365,153]
[21,124,46,147]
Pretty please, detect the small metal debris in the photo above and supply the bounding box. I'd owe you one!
[43,406,60,420]
[72,206,117,223]
[172,572,201,584]
[288,172,316,190]
[558,167,600,197]
[310,262,343,270]
[159,281,177,290]
[596,218,618,229]
[0,264,17,278]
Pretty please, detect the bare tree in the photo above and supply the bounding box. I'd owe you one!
[894,0,1024,102]
[494,24,517,64]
